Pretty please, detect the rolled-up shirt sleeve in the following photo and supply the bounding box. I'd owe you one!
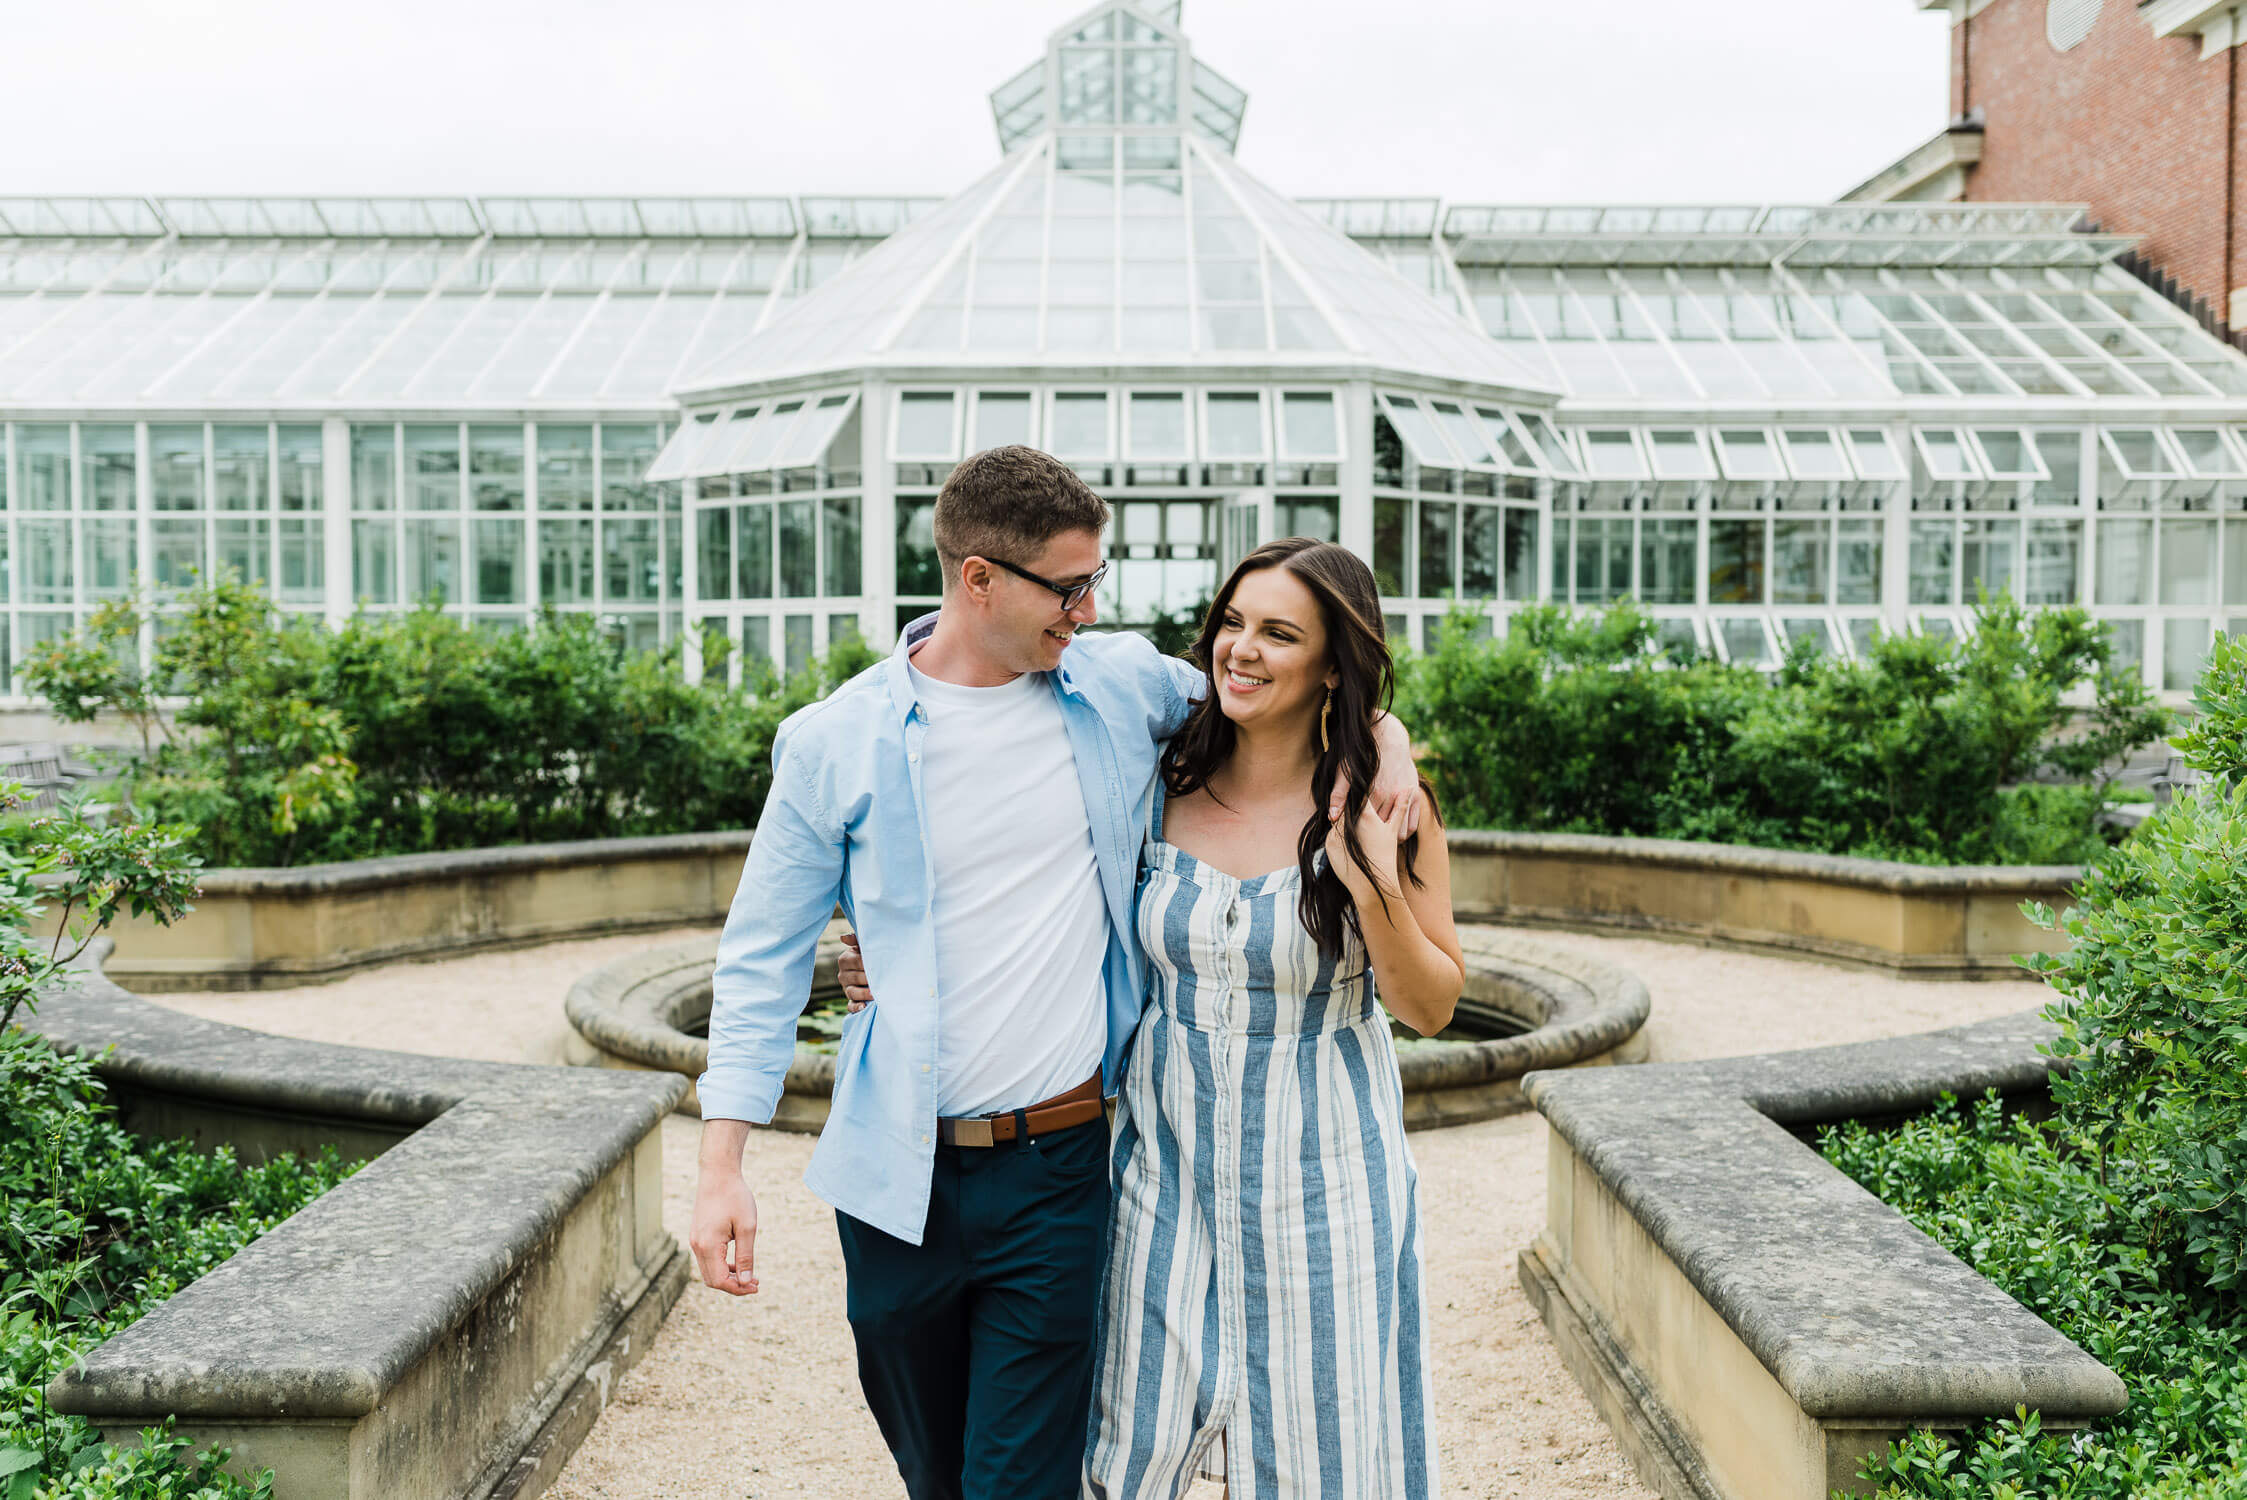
[701,728,844,1124]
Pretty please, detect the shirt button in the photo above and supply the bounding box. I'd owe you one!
[919,1132,930,1144]
[908,751,920,764]
[921,1063,930,1073]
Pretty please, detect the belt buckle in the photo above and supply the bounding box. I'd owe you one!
[951,1117,996,1148]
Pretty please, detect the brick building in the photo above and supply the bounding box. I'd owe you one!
[1847,0,2245,340]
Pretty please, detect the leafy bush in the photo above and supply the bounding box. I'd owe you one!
[0,774,315,1495]
[2,1030,354,1499]
[1813,632,2247,1494]
[1822,1093,2247,1497]
[1395,596,2166,866]
[22,577,879,867]
[2027,629,2247,1292]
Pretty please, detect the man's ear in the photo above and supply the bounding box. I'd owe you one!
[957,556,994,602]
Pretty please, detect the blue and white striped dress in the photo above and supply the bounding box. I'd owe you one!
[1085,790,1438,1499]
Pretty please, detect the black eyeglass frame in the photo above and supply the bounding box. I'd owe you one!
[984,556,1109,613]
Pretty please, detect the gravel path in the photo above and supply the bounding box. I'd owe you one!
[150,927,2047,1500]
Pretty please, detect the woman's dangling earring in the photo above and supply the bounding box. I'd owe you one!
[1319,685,1333,755]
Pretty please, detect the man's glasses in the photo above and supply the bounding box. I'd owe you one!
[986,557,1109,613]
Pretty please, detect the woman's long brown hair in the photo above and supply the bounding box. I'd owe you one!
[1161,537,1435,959]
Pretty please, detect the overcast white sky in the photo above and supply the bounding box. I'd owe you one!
[3,0,1951,208]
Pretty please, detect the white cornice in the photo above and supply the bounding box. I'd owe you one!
[2141,0,2246,55]
[1916,0,2000,23]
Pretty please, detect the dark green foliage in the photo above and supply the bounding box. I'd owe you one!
[24,576,879,867]
[1821,1094,2247,1497]
[1395,597,2167,866]
[1,1030,353,1498]
[1818,632,2247,1495]
[2028,629,2247,1293]
[0,792,200,1033]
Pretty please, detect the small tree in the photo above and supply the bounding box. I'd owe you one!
[21,574,358,868]
[0,788,202,1030]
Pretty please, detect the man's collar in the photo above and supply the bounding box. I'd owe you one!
[883,609,1082,723]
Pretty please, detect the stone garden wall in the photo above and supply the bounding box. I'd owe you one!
[26,944,688,1500]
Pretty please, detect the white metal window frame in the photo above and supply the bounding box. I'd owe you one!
[1198,387,1270,462]
[1046,387,1118,460]
[1276,389,1344,462]
[2099,426,2188,481]
[969,389,1042,452]
[1712,426,1789,481]
[1777,426,1854,481]
[893,388,966,461]
[1123,390,1194,461]
[2171,426,2247,479]
[1645,427,1718,481]
[1912,426,1985,483]
[1965,426,2051,483]
[1575,426,1649,480]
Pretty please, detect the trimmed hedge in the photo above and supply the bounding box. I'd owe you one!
[1394,597,2168,867]
[1821,633,2247,1496]
[23,578,878,867]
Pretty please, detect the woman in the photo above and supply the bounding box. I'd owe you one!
[1087,537,1463,1498]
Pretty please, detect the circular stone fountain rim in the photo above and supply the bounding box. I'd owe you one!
[566,925,1649,1101]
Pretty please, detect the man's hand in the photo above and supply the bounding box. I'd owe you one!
[839,932,871,1014]
[1330,712,1423,836]
[690,1120,761,1296]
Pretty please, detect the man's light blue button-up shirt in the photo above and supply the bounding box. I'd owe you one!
[701,615,1203,1245]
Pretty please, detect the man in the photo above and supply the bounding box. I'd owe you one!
[691,445,1414,1500]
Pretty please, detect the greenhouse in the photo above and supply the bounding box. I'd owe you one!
[2,0,2245,696]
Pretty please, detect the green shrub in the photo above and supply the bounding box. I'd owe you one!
[0,780,315,1496]
[2,1030,353,1499]
[1821,1093,2247,1497]
[1395,596,2166,866]
[23,576,879,867]
[2028,629,2247,1292]
[1818,631,2247,1494]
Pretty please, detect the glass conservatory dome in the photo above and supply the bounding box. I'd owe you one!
[675,1,1552,399]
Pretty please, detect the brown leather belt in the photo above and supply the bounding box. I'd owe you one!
[936,1073,1104,1148]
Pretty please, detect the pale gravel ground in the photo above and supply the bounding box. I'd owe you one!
[151,926,2048,1500]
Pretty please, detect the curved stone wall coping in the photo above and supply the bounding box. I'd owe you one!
[1399,927,1647,1090]
[1448,829,2084,897]
[1524,1011,2126,1422]
[25,942,686,1421]
[189,829,755,898]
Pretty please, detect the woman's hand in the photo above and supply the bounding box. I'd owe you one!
[1326,795,1404,906]
[839,932,871,1013]
[1329,712,1421,835]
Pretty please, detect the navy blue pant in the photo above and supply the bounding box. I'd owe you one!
[836,1117,1111,1500]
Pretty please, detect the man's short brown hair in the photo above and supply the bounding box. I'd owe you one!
[933,446,1110,590]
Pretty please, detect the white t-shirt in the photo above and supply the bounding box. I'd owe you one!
[907,657,1109,1118]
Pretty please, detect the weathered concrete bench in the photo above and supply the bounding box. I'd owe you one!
[27,944,689,1500]
[1520,1010,2127,1500]
[564,925,1652,1130]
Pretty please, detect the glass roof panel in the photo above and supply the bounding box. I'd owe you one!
[645,410,717,482]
